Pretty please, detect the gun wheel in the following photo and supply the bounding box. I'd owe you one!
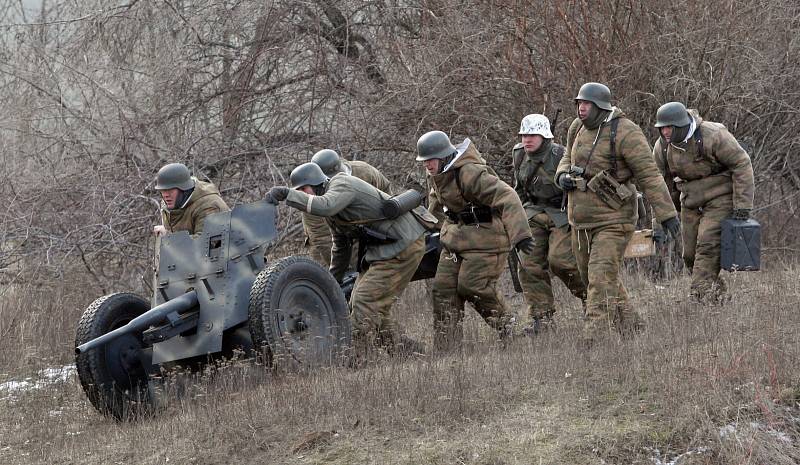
[75,293,152,420]
[249,256,351,370]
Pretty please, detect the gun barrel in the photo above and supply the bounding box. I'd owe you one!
[75,290,199,355]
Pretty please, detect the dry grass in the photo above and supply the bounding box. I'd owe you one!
[1,266,799,464]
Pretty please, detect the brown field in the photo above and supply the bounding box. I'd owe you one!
[1,266,799,465]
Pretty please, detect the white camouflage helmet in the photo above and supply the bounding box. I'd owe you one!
[518,114,553,139]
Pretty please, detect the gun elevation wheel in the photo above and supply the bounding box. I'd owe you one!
[249,256,351,370]
[75,293,152,420]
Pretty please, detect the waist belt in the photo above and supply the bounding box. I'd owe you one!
[445,205,496,225]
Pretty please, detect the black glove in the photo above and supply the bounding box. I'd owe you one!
[515,237,535,255]
[556,173,576,191]
[731,208,751,220]
[265,186,289,204]
[653,227,667,245]
[661,216,681,241]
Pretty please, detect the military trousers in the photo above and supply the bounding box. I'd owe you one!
[681,194,733,303]
[302,212,334,267]
[572,222,642,340]
[350,235,425,353]
[518,213,586,320]
[303,212,360,270]
[431,250,511,351]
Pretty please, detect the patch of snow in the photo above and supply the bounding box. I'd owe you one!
[719,421,793,445]
[648,447,710,465]
[0,365,76,401]
[0,379,34,392]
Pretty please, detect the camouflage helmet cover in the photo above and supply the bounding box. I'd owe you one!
[155,163,195,191]
[518,114,554,138]
[655,101,692,128]
[416,130,458,161]
[290,162,329,189]
[574,82,613,111]
[311,149,344,176]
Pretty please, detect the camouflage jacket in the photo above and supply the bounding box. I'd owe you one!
[556,107,677,229]
[427,139,531,254]
[302,159,392,251]
[512,139,568,228]
[160,179,230,235]
[286,173,425,282]
[653,110,754,211]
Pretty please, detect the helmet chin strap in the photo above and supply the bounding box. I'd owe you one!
[438,151,458,174]
[171,187,194,210]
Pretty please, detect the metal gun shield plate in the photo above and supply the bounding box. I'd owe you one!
[153,201,277,363]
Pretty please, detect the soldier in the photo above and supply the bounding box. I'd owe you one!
[302,149,391,267]
[417,130,534,351]
[555,83,679,343]
[653,101,754,304]
[153,163,229,236]
[265,162,429,358]
[512,114,587,334]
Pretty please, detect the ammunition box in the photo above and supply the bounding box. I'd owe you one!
[720,218,761,271]
[624,229,656,259]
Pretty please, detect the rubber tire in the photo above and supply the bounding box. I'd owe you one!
[249,256,351,371]
[75,293,152,420]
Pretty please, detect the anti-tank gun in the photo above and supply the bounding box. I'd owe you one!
[74,200,352,420]
[74,198,442,420]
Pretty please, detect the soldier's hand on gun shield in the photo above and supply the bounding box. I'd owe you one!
[153,225,167,237]
[661,216,681,242]
[515,237,535,255]
[556,172,577,191]
[265,186,290,204]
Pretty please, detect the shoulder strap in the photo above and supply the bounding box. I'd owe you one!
[609,118,620,175]
[694,124,705,157]
[453,166,466,201]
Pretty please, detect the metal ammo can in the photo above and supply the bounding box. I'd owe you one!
[720,218,761,271]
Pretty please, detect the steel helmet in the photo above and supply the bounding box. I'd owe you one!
[155,163,195,191]
[518,114,554,138]
[416,131,458,161]
[655,102,692,128]
[290,162,329,189]
[574,82,613,111]
[311,149,344,176]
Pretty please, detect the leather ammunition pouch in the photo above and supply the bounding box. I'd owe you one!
[445,204,495,225]
[587,169,633,210]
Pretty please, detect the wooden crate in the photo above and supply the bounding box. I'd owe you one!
[624,229,656,258]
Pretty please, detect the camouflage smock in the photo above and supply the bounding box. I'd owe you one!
[160,179,230,234]
[556,107,677,229]
[653,110,754,211]
[427,139,531,254]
